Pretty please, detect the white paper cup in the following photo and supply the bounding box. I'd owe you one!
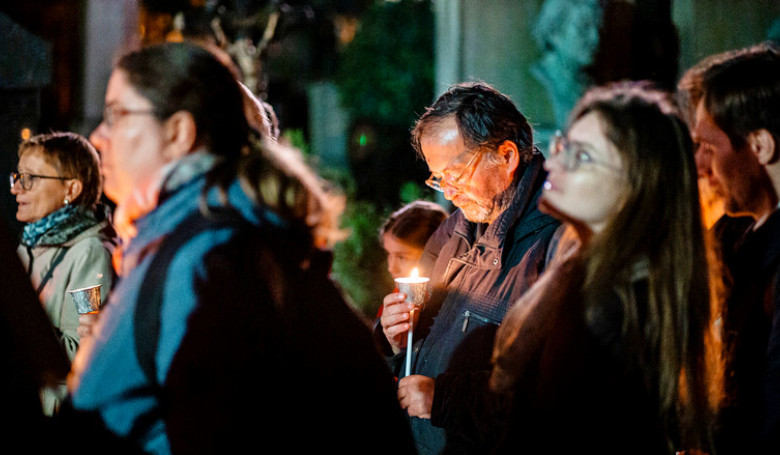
[394,276,429,307]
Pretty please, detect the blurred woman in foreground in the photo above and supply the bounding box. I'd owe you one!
[67,42,415,454]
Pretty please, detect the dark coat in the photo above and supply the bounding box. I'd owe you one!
[715,209,780,454]
[0,216,69,452]
[389,153,560,455]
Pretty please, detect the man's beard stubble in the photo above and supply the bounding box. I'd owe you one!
[460,181,516,224]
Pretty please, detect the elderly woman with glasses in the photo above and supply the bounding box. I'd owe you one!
[10,131,117,416]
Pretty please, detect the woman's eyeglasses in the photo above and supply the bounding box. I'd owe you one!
[9,172,72,191]
[102,105,156,128]
[548,130,623,174]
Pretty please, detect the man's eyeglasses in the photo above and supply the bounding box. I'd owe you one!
[10,172,73,191]
[425,149,484,193]
[102,105,156,128]
[548,130,622,174]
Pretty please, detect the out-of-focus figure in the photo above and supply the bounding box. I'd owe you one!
[67,41,415,455]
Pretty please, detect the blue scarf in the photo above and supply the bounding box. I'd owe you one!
[21,204,99,248]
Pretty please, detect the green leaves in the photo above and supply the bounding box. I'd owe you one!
[334,0,434,129]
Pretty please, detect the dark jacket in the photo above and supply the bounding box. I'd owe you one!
[716,209,780,454]
[0,216,70,452]
[388,153,560,454]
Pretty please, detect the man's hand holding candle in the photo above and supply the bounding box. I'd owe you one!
[380,292,416,354]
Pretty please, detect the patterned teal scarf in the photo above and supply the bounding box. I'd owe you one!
[21,204,99,248]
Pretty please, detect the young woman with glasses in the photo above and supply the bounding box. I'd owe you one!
[488,83,724,454]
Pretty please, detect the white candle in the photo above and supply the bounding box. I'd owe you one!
[405,308,415,377]
[395,267,429,377]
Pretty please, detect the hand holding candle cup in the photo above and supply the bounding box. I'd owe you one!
[70,284,102,339]
[394,268,429,377]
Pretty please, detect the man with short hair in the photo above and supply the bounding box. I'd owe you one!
[690,42,780,454]
[378,82,560,454]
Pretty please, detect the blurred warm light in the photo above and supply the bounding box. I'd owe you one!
[166,30,184,42]
[335,15,358,46]
[20,128,31,141]
[410,267,419,278]
[166,12,184,42]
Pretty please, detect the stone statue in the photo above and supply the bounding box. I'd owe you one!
[532,0,603,128]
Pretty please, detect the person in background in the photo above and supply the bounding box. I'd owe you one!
[375,200,448,325]
[677,50,731,229]
[67,41,415,454]
[689,41,780,454]
[379,82,560,454]
[489,82,724,454]
[10,132,117,416]
[380,200,449,281]
[677,47,755,270]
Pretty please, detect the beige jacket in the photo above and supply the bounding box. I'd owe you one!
[17,219,116,414]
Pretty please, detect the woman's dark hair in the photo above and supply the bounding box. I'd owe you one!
[379,200,448,250]
[568,81,723,452]
[411,82,535,163]
[18,132,102,209]
[117,42,343,252]
[117,42,249,165]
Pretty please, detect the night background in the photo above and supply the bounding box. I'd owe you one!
[1,0,779,317]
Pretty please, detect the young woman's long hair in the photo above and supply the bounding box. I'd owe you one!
[568,82,724,452]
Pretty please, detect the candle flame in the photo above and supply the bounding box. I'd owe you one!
[410,267,419,278]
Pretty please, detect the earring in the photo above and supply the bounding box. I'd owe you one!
[63,198,70,206]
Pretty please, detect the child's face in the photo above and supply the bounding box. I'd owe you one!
[382,233,424,280]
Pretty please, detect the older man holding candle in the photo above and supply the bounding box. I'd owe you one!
[377,82,561,454]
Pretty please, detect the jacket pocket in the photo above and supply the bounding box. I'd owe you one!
[460,310,499,333]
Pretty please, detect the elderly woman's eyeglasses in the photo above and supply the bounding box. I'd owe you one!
[425,149,483,193]
[9,173,72,191]
[548,130,622,174]
[102,105,156,128]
